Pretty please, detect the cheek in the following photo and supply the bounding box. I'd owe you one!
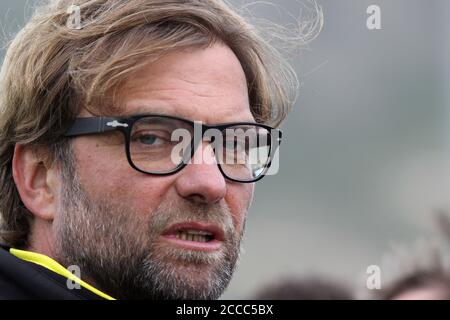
[225,183,254,231]
[71,138,173,215]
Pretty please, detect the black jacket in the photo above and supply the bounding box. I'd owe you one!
[0,245,105,300]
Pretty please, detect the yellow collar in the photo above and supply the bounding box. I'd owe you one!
[9,248,116,300]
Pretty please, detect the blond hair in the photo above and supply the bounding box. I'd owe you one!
[0,0,321,247]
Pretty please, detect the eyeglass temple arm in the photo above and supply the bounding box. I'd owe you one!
[65,117,127,137]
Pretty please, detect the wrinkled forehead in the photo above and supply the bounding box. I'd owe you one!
[80,44,254,124]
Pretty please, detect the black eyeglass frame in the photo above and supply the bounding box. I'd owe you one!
[64,113,282,183]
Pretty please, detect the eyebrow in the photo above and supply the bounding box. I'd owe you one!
[122,104,255,124]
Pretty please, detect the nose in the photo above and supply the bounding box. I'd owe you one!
[174,142,226,205]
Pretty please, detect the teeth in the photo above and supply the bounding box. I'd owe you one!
[185,229,212,236]
[175,230,213,242]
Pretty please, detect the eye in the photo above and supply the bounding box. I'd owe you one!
[139,134,163,145]
[131,131,169,147]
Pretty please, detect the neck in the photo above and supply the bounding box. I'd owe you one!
[25,218,56,260]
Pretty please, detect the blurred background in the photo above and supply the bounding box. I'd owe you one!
[1,0,449,299]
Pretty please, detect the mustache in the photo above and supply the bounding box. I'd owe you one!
[148,200,236,241]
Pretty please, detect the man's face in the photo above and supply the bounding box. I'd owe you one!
[53,43,255,299]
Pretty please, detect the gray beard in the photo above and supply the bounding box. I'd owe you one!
[54,156,245,300]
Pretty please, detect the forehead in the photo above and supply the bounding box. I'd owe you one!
[110,43,253,124]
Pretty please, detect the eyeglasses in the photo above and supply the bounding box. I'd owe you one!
[65,114,282,183]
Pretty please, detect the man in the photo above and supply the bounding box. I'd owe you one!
[0,0,305,299]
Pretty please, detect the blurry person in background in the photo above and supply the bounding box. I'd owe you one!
[0,0,321,299]
[252,276,353,300]
[379,270,450,300]
[369,212,450,300]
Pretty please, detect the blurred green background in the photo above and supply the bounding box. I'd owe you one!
[1,0,449,298]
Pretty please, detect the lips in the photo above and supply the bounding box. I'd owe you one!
[161,222,225,251]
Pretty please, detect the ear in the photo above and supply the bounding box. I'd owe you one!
[12,144,60,222]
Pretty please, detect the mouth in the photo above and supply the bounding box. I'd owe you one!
[161,222,225,251]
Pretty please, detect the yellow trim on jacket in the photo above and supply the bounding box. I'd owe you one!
[9,248,116,300]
